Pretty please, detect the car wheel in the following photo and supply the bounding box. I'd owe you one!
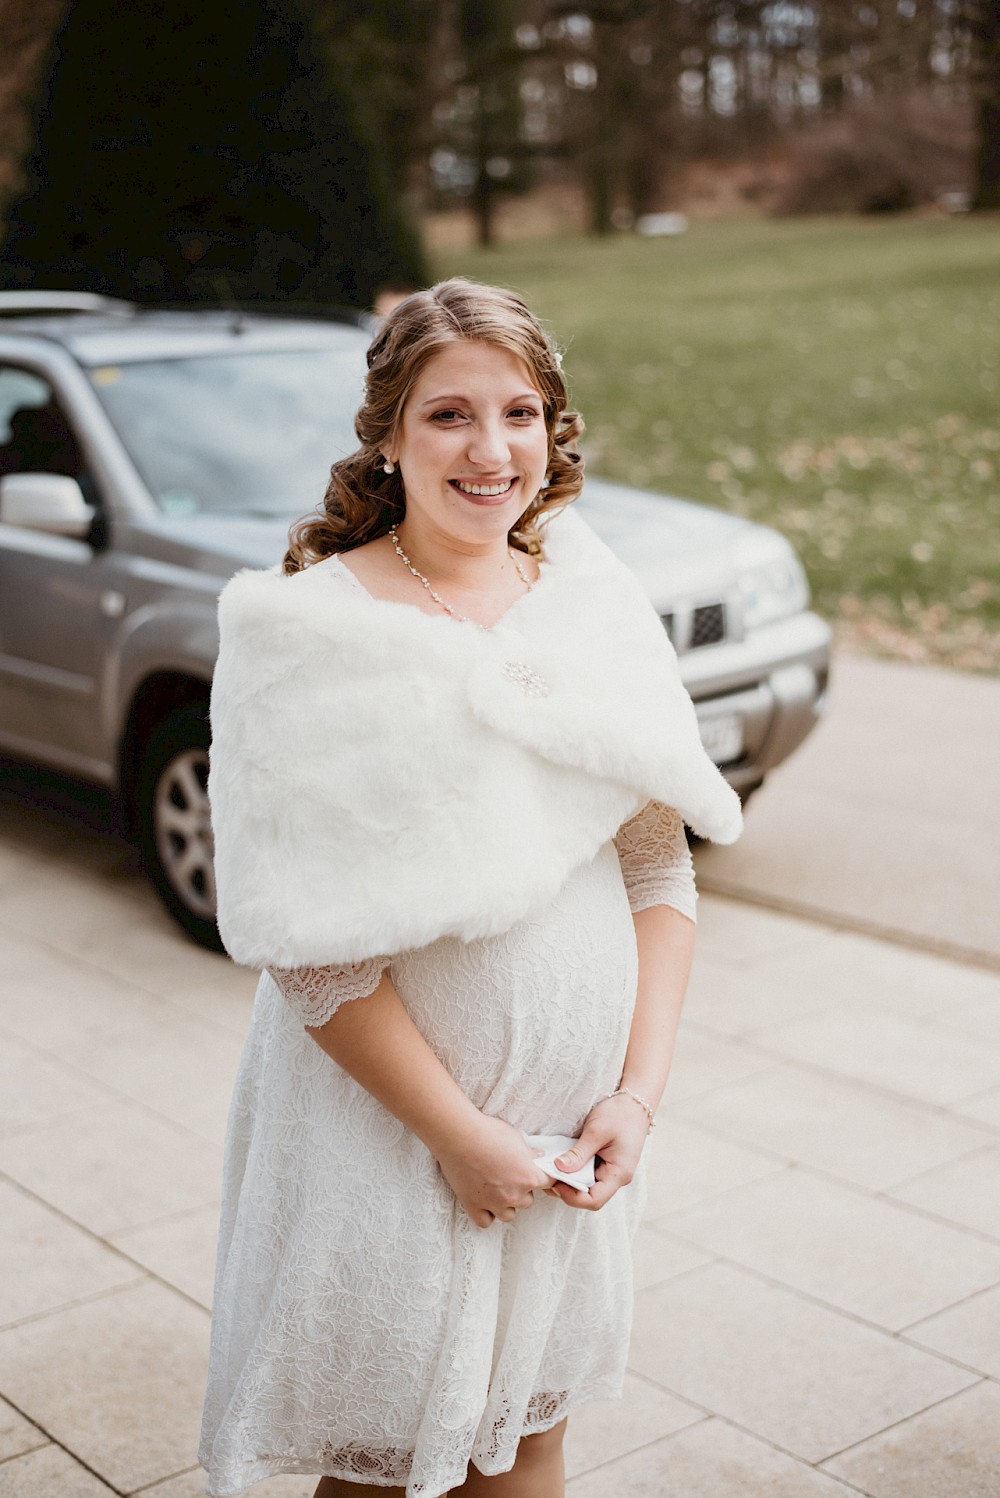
[136,705,223,952]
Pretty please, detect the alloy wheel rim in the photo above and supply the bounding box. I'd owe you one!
[152,747,216,919]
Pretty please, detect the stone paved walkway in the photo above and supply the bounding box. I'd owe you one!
[0,657,998,1496]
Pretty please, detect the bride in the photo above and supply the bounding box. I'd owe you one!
[200,277,741,1498]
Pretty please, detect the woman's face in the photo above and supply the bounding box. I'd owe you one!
[389,340,549,550]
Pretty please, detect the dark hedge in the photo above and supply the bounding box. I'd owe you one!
[0,0,426,308]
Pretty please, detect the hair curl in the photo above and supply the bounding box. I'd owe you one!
[283,277,584,574]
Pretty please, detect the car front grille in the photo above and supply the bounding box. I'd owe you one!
[661,603,727,652]
[690,602,726,649]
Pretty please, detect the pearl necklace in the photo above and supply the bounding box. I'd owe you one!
[388,527,532,629]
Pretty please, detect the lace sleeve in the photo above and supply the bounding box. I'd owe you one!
[267,960,388,1029]
[614,801,697,923]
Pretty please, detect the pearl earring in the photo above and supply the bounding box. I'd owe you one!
[382,458,395,475]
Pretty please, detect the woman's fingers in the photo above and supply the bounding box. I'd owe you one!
[546,1164,626,1211]
[553,1126,611,1175]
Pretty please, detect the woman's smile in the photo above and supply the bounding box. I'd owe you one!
[449,476,519,503]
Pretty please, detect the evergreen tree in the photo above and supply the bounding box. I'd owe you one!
[0,0,426,307]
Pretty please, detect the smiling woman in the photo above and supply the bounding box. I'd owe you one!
[283,278,583,573]
[201,278,741,1498]
[338,342,551,629]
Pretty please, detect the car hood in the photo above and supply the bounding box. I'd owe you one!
[135,478,783,613]
[578,478,772,610]
[134,513,299,578]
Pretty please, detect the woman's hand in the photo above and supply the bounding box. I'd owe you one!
[436,1115,552,1229]
[547,1094,651,1212]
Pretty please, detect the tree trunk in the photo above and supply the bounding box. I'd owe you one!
[474,164,496,247]
[972,0,1000,207]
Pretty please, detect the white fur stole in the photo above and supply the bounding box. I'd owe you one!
[208,508,742,968]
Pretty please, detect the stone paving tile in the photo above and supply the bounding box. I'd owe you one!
[951,1086,1000,1131]
[0,1100,222,1237]
[109,1203,222,1311]
[631,1222,714,1292]
[0,1443,118,1496]
[0,1178,143,1328]
[564,1373,703,1479]
[567,1416,859,1496]
[904,1282,1000,1379]
[78,916,256,1030]
[643,1116,786,1219]
[664,1167,1000,1331]
[628,1262,977,1464]
[822,1378,1000,1497]
[0,864,243,1017]
[748,1005,1000,1106]
[673,1059,996,1192]
[657,1022,777,1105]
[888,1144,1000,1241]
[0,841,63,895]
[937,989,1000,1046]
[138,1469,314,1497]
[0,952,242,1146]
[729,926,1000,1024]
[0,861,157,966]
[682,955,830,1037]
[0,941,152,1025]
[0,1395,47,1461]
[689,896,822,966]
[0,929,35,982]
[153,959,259,1038]
[0,1279,209,1494]
[0,1029,114,1136]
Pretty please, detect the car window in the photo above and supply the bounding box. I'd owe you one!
[0,366,84,480]
[89,345,365,517]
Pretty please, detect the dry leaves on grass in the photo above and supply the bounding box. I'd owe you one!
[837,595,1000,674]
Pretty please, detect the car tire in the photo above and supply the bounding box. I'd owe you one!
[136,705,223,952]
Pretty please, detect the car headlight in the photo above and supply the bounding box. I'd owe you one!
[737,545,810,632]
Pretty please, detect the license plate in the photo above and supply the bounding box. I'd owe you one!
[698,711,744,765]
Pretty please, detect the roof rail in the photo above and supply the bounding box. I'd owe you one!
[144,299,378,333]
[0,291,136,318]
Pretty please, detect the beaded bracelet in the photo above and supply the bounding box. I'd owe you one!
[603,1085,657,1131]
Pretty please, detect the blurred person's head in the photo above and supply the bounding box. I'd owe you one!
[372,283,417,318]
[285,278,583,573]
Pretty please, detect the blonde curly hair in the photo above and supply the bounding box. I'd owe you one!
[283,277,583,573]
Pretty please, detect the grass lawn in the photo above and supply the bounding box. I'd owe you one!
[434,214,1000,672]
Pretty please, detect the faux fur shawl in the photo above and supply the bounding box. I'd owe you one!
[209,508,742,969]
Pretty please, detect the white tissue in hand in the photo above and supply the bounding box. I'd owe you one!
[525,1132,596,1194]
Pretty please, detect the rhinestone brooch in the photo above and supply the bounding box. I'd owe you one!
[502,660,548,697]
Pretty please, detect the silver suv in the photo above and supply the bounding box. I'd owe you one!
[0,293,831,948]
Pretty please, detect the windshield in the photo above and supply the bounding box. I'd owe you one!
[89,345,365,517]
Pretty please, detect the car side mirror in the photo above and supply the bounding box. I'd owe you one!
[0,472,96,539]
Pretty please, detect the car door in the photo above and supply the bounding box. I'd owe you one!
[0,361,119,779]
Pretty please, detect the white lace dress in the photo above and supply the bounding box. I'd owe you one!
[199,564,697,1498]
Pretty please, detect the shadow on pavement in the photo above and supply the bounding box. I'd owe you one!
[0,754,144,877]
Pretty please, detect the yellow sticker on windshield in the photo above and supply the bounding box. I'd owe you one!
[92,366,121,385]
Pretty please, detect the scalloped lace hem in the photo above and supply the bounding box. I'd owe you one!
[202,1379,625,1497]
